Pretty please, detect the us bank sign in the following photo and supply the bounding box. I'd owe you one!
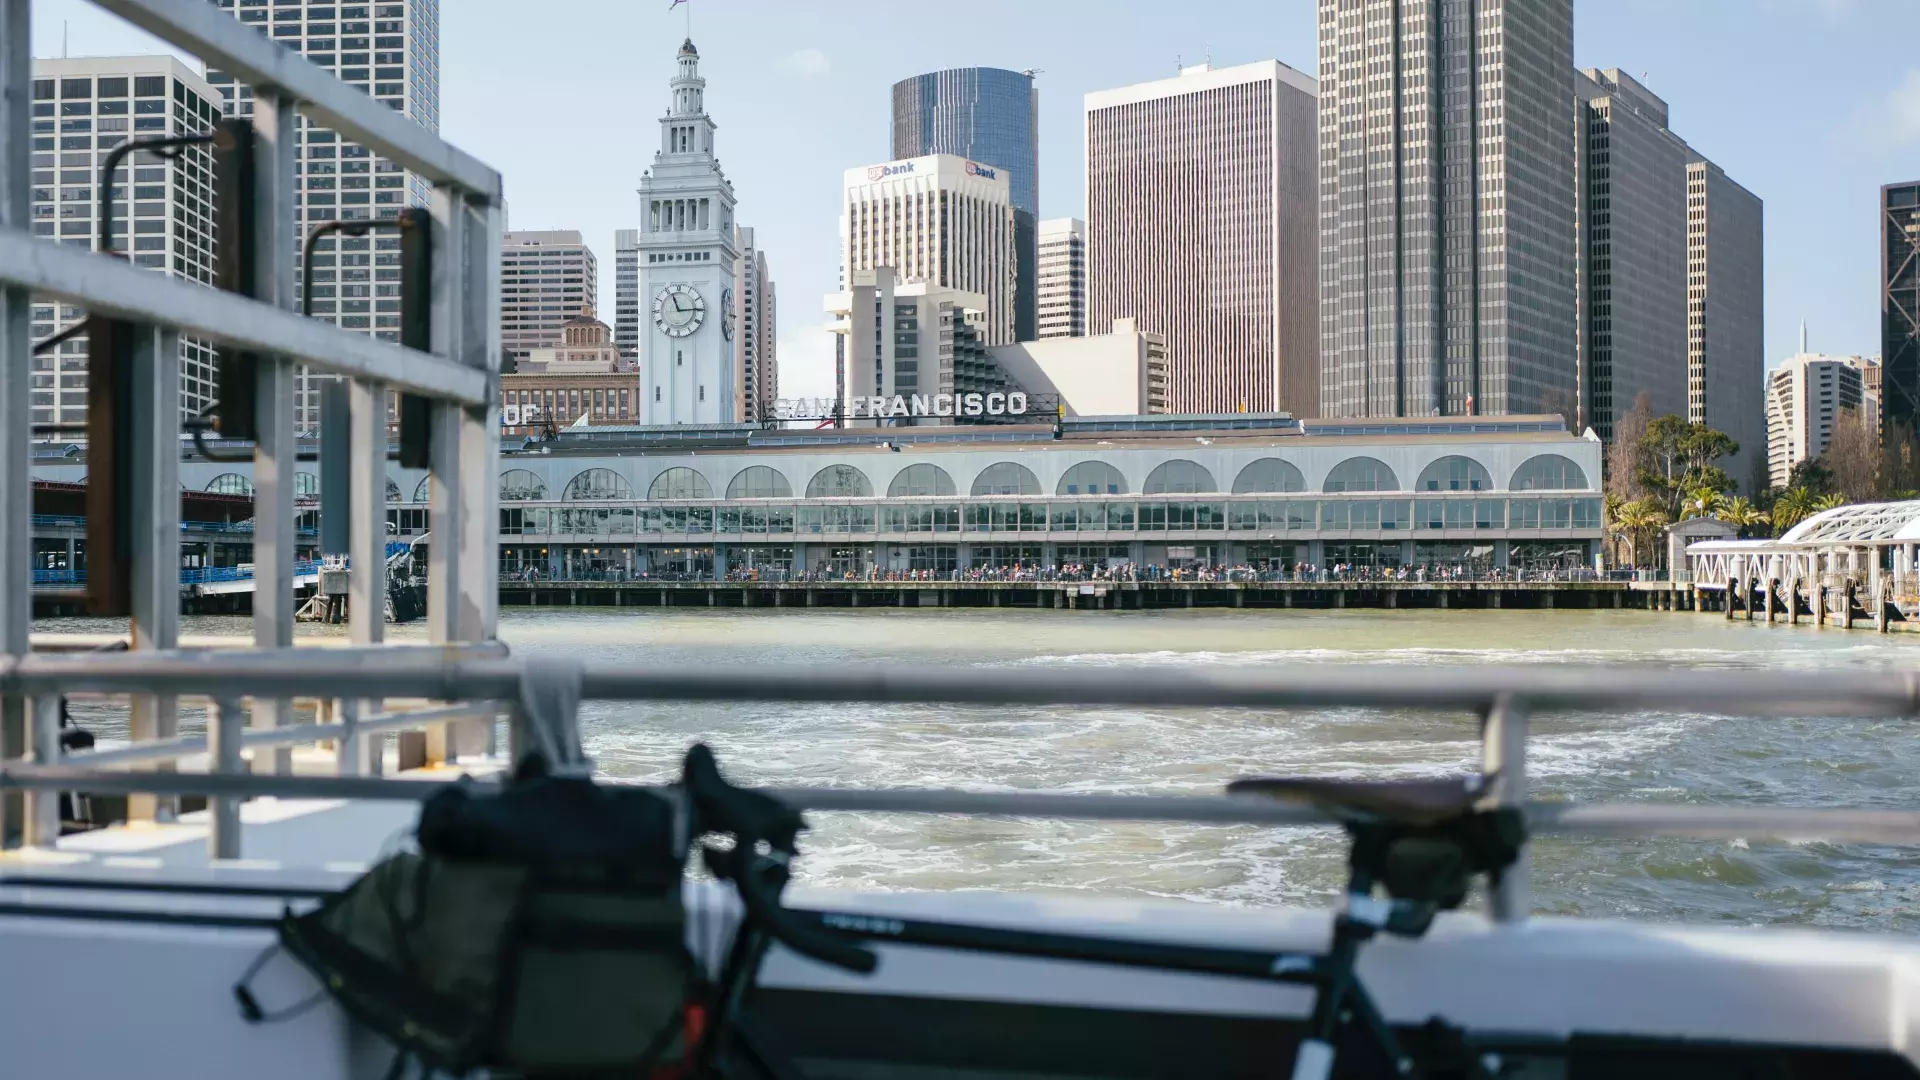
[772,393,1031,421]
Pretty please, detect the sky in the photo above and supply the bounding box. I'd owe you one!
[27,0,1920,403]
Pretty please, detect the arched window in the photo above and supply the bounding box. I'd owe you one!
[1231,458,1304,493]
[971,461,1041,496]
[1415,456,1491,492]
[726,466,792,499]
[888,463,956,497]
[1509,454,1588,491]
[206,473,252,496]
[499,469,548,501]
[294,472,320,499]
[1057,461,1127,496]
[385,477,400,503]
[1323,457,1399,492]
[649,467,712,500]
[413,476,433,503]
[1143,459,1217,494]
[565,468,635,500]
[806,464,873,498]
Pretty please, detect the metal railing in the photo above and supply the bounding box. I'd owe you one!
[1,0,504,819]
[3,651,1920,924]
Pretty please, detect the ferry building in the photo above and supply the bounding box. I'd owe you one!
[34,414,1604,582]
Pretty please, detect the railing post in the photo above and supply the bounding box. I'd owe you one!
[128,324,182,822]
[23,695,62,847]
[346,376,389,775]
[1481,693,1530,923]
[208,696,245,860]
[0,0,34,849]
[250,93,299,775]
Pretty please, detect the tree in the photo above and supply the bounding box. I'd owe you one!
[1605,392,1653,503]
[1637,414,1738,519]
[1712,494,1770,538]
[1610,497,1670,569]
[1771,487,1818,533]
[1884,422,1920,498]
[1820,406,1880,504]
[1813,491,1847,512]
[1786,457,1834,496]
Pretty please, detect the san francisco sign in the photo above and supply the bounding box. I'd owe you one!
[772,393,1032,422]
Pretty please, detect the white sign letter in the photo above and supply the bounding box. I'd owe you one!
[986,392,1006,415]
[1008,392,1028,415]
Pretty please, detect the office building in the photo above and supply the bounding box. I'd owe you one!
[1036,217,1086,339]
[25,57,221,427]
[826,267,1013,426]
[500,230,598,367]
[634,39,740,425]
[208,0,442,434]
[613,228,641,361]
[499,317,637,438]
[1885,182,1920,436]
[1765,353,1878,489]
[1317,0,1577,421]
[842,154,1016,345]
[1687,158,1765,490]
[735,226,777,422]
[1086,60,1318,416]
[989,318,1167,416]
[892,67,1039,341]
[1574,70,1689,439]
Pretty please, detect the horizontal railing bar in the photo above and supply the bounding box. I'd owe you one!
[87,0,501,199]
[57,704,499,768]
[0,230,489,404]
[5,657,1920,718]
[0,765,1914,845]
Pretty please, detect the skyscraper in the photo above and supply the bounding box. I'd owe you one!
[635,39,739,426]
[1884,181,1920,438]
[1036,217,1086,339]
[1317,0,1577,420]
[499,230,597,367]
[1687,158,1764,490]
[208,0,442,433]
[1085,60,1318,415]
[613,228,641,361]
[841,154,1016,345]
[1766,352,1877,490]
[25,57,221,427]
[892,68,1039,342]
[735,226,777,422]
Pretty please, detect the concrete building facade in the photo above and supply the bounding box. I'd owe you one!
[735,226,777,422]
[1765,353,1879,490]
[1317,0,1577,422]
[892,67,1040,342]
[1085,61,1319,416]
[988,319,1168,416]
[1036,217,1087,339]
[613,228,641,361]
[826,268,1012,426]
[634,39,739,425]
[208,0,441,435]
[500,317,637,438]
[25,57,221,427]
[500,230,598,367]
[841,154,1016,346]
[1688,158,1765,491]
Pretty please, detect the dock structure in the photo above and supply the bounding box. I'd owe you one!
[1681,503,1920,634]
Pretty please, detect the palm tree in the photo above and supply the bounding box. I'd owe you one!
[1812,492,1847,512]
[1713,495,1769,537]
[1612,498,1669,569]
[1681,484,1721,519]
[1771,487,1816,533]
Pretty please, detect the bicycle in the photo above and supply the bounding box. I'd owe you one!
[681,746,1536,1079]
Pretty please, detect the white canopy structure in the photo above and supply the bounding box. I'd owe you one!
[1684,501,1920,600]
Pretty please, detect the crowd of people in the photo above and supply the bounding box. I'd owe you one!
[501,561,1599,585]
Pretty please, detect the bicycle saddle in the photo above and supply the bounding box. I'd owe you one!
[1225,775,1489,828]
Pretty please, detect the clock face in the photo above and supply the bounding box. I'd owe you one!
[721,286,736,341]
[653,283,706,338]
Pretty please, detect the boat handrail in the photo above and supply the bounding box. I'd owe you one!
[2,653,1918,925]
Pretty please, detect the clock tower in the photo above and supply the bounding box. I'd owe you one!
[636,38,739,425]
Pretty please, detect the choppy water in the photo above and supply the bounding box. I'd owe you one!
[37,607,1920,931]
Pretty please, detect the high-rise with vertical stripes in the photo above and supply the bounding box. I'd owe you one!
[1316,0,1577,421]
[1084,61,1319,416]
[207,0,441,434]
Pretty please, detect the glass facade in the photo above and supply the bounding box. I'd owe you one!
[892,68,1039,341]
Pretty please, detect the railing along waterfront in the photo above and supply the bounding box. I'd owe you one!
[4,652,1920,925]
[1,0,504,822]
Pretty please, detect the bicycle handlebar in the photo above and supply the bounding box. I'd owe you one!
[681,743,878,975]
